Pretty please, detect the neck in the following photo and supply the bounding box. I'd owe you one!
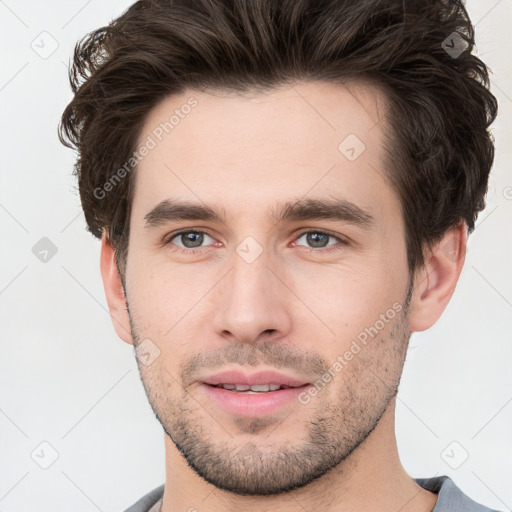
[160,397,438,512]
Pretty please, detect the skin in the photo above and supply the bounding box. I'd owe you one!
[100,81,467,512]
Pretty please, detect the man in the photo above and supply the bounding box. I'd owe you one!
[59,0,500,511]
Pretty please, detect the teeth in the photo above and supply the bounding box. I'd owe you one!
[246,384,270,392]
[217,383,288,392]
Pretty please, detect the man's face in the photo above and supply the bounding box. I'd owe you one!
[124,81,413,495]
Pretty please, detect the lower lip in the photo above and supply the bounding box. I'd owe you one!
[200,383,312,417]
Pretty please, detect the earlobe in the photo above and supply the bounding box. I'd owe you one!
[408,222,468,332]
[99,232,134,345]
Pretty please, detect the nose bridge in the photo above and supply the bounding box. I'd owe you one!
[212,245,291,343]
[231,249,272,302]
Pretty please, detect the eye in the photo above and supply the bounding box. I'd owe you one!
[165,230,216,251]
[294,230,347,252]
[162,228,348,255]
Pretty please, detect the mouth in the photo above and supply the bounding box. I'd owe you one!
[200,381,313,417]
[198,369,314,416]
[204,383,309,393]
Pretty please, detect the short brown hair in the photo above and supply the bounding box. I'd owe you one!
[58,0,497,280]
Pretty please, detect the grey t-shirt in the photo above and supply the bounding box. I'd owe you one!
[123,475,503,512]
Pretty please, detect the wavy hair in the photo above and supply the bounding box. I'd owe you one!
[58,0,497,279]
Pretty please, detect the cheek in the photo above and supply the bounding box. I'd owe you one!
[127,258,217,343]
[288,260,402,341]
[127,265,172,334]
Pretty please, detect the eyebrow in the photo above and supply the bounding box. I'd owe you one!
[144,197,375,230]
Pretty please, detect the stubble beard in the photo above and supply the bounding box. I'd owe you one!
[127,282,413,496]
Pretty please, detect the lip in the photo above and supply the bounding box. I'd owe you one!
[200,382,312,417]
[200,369,309,387]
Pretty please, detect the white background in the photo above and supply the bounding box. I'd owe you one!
[0,1,511,510]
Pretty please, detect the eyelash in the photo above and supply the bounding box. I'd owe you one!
[162,228,349,255]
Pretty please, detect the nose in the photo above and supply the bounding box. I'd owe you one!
[212,250,292,344]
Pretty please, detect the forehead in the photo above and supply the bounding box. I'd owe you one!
[131,80,397,227]
[139,80,387,152]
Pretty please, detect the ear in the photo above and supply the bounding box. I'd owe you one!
[99,232,134,345]
[408,222,468,332]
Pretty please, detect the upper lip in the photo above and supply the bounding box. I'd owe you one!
[200,369,310,387]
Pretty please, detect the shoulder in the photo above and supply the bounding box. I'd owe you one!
[414,475,504,512]
[123,484,164,512]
